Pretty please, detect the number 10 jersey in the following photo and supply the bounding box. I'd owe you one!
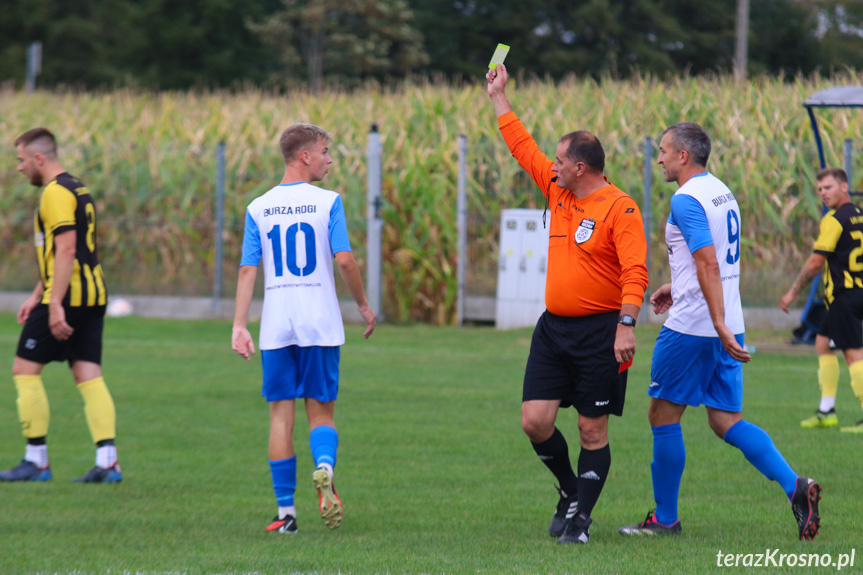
[241,182,352,349]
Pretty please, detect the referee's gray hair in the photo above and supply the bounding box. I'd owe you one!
[279,123,332,163]
[662,122,711,167]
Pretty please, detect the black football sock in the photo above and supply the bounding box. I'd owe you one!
[531,427,578,496]
[576,443,611,517]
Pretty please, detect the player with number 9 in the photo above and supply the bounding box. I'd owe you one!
[619,122,822,541]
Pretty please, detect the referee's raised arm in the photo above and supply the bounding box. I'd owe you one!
[485,64,514,118]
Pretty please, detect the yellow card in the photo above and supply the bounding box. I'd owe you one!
[488,43,510,69]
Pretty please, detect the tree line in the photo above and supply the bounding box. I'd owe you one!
[1,0,861,91]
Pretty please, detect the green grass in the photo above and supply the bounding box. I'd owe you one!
[0,315,859,574]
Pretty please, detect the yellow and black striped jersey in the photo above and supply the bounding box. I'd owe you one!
[34,172,107,307]
[814,202,863,305]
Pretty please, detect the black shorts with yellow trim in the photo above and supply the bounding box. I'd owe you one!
[522,309,627,417]
[16,303,106,365]
[820,289,863,350]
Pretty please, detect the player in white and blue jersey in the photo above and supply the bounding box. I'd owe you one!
[619,122,821,541]
[231,123,376,534]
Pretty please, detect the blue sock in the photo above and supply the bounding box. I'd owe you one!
[723,420,797,499]
[309,425,338,469]
[269,457,297,507]
[651,423,685,526]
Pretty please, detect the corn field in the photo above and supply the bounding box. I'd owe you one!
[2,73,863,323]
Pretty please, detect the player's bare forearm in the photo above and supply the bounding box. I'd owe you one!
[335,251,376,338]
[693,247,727,329]
[334,251,367,307]
[231,265,258,361]
[791,253,826,295]
[781,253,825,312]
[232,265,257,329]
[693,247,750,362]
[49,231,77,340]
[50,231,76,307]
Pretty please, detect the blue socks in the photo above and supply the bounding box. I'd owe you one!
[309,425,338,469]
[269,427,338,511]
[723,420,798,499]
[651,420,798,526]
[269,456,297,507]
[651,423,685,526]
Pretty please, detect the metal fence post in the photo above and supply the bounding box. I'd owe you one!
[25,42,41,95]
[213,142,225,315]
[457,134,467,326]
[643,136,653,291]
[845,139,854,187]
[367,125,384,321]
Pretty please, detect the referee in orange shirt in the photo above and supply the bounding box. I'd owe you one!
[486,65,648,544]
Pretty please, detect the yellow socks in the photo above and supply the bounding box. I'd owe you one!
[77,377,116,443]
[849,360,863,410]
[14,375,49,439]
[818,354,839,407]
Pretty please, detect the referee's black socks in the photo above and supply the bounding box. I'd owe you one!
[531,427,578,497]
[576,443,611,518]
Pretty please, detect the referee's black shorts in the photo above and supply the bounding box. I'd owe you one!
[820,289,863,350]
[523,309,627,417]
[16,303,106,365]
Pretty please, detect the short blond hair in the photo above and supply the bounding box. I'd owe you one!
[279,123,332,163]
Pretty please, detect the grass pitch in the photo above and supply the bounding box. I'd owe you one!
[0,314,859,574]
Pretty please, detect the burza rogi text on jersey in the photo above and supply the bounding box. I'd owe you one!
[263,204,317,217]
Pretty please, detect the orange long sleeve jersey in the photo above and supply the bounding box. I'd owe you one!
[499,112,649,317]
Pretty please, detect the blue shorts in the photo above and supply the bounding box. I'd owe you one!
[261,345,340,403]
[649,327,745,412]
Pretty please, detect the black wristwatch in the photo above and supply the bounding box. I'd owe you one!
[618,314,637,327]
